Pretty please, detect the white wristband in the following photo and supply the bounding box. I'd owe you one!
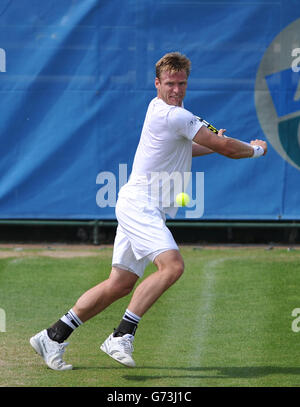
[251,145,264,158]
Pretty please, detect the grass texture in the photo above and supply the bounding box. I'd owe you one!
[1,245,300,387]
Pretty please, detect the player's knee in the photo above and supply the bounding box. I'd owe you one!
[119,283,134,297]
[163,259,184,285]
[172,259,184,281]
[155,250,184,284]
[109,279,135,298]
[108,267,138,298]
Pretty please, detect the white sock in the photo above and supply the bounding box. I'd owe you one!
[60,308,83,331]
[123,309,141,325]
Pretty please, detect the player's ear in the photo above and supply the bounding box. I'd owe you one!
[155,77,160,89]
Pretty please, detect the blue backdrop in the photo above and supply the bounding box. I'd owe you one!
[0,0,300,220]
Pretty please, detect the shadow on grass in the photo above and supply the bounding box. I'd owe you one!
[123,366,300,381]
[75,366,300,381]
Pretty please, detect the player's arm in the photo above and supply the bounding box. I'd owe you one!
[193,126,267,159]
[192,142,215,157]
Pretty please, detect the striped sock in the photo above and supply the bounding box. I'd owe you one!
[113,309,141,337]
[123,309,141,325]
[61,309,83,330]
[47,309,83,343]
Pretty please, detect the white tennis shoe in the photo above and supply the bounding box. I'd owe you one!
[100,333,136,367]
[30,329,73,371]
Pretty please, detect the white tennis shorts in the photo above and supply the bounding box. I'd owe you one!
[112,194,179,278]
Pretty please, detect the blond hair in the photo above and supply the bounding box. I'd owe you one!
[155,52,191,80]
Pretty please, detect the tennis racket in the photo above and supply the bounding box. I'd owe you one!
[195,115,251,145]
[196,116,220,135]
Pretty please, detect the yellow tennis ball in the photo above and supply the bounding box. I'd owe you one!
[176,192,190,207]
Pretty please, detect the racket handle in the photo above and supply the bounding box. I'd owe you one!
[196,116,251,146]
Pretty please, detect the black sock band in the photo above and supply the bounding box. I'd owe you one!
[47,320,74,343]
[113,319,138,337]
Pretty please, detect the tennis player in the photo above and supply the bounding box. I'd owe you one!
[30,52,267,370]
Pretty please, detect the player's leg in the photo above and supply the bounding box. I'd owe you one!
[72,267,139,322]
[101,249,184,367]
[101,198,183,367]
[30,267,138,371]
[100,228,148,367]
[125,249,184,317]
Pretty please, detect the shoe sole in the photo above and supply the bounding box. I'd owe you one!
[100,342,135,368]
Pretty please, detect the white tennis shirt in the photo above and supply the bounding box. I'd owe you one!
[119,97,203,217]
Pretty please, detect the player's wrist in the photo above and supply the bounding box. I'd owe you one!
[250,145,264,158]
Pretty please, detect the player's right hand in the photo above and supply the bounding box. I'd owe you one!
[217,129,226,137]
[250,139,268,155]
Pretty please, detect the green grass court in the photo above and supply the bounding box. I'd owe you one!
[1,245,300,387]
